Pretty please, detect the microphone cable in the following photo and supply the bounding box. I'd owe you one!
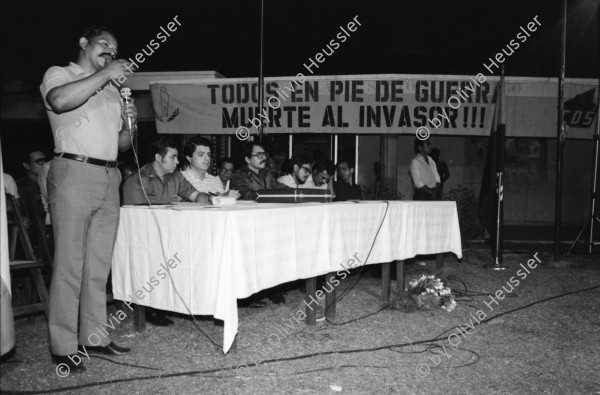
[127,126,223,349]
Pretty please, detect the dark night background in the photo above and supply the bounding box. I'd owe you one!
[1,0,598,176]
[1,0,598,93]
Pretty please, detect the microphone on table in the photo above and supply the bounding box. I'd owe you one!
[120,87,133,130]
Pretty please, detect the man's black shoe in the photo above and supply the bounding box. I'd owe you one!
[145,311,174,326]
[51,353,86,373]
[238,299,267,308]
[79,342,131,356]
[269,292,286,304]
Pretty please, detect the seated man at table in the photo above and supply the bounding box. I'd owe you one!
[230,142,289,305]
[217,157,235,193]
[230,142,289,200]
[277,155,311,188]
[333,160,364,201]
[122,136,213,325]
[181,136,240,199]
[302,159,335,191]
[123,136,213,205]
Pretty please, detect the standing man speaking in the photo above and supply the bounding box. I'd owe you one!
[40,26,136,372]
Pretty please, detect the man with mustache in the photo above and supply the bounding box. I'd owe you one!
[230,142,288,200]
[230,142,289,305]
[217,157,235,193]
[123,136,213,205]
[277,156,312,188]
[40,26,137,372]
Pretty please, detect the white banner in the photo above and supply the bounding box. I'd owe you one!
[150,74,598,139]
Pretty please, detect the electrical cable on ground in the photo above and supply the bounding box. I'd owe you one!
[4,284,597,394]
[128,132,223,349]
[237,201,391,351]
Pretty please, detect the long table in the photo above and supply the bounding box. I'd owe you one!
[111,201,462,353]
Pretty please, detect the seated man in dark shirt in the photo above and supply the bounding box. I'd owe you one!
[122,136,212,326]
[17,150,47,215]
[333,160,364,201]
[123,136,212,205]
[230,142,289,305]
[230,142,288,200]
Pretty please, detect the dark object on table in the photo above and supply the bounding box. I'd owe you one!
[255,189,332,203]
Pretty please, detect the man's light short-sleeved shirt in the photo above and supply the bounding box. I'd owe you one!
[277,174,299,188]
[301,174,328,189]
[181,169,224,194]
[40,63,122,160]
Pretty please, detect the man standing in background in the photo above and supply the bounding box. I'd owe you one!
[410,138,441,201]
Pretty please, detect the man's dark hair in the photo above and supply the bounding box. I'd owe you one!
[336,160,353,169]
[414,137,429,154]
[242,142,263,160]
[284,156,310,175]
[75,26,116,58]
[23,149,45,163]
[183,136,212,160]
[313,159,335,175]
[218,157,234,168]
[150,136,177,158]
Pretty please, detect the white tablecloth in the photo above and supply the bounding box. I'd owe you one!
[111,201,462,353]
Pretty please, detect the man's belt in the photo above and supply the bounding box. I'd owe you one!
[58,153,118,168]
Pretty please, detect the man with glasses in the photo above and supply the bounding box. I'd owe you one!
[230,142,288,200]
[333,160,364,201]
[17,150,47,214]
[277,156,311,188]
[410,138,441,200]
[230,142,289,305]
[217,157,235,193]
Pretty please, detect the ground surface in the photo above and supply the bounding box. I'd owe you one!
[1,247,599,394]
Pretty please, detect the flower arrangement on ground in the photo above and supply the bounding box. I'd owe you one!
[406,275,456,312]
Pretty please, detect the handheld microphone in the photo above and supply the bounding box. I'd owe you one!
[120,87,132,130]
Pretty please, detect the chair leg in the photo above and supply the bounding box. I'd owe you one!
[10,227,18,260]
[30,268,50,319]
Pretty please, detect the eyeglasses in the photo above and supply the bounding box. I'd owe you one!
[221,168,234,174]
[251,152,269,159]
[31,159,46,165]
[300,166,311,173]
